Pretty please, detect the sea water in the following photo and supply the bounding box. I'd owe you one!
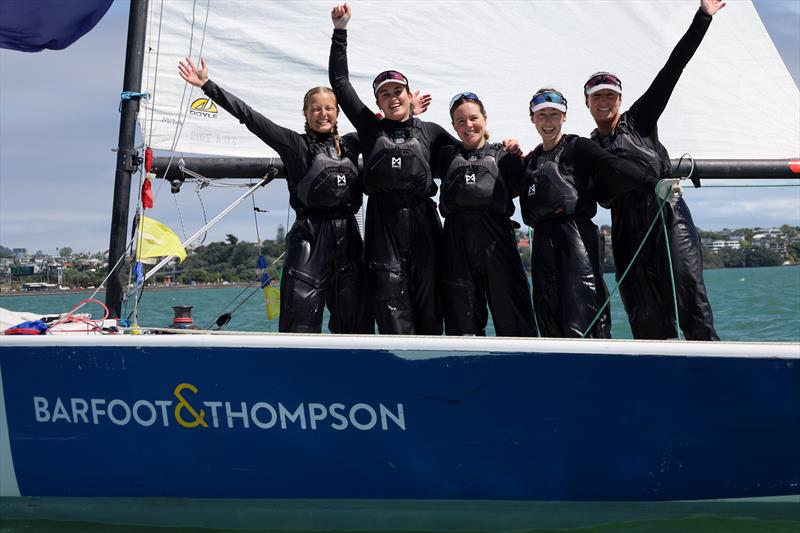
[1,265,798,340]
[1,267,799,532]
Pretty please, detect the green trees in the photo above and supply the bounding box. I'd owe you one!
[705,245,782,268]
[176,235,285,284]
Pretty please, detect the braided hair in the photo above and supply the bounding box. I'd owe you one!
[302,86,342,157]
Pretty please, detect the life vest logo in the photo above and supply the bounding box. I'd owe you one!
[189,98,219,119]
[528,183,536,196]
[465,173,476,185]
[336,174,347,187]
[391,157,402,169]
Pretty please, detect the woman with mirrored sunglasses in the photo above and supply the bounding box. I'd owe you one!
[178,58,372,334]
[523,89,664,338]
[328,3,458,335]
[435,93,536,336]
[583,0,724,341]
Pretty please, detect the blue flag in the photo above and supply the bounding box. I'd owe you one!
[134,262,145,286]
[0,0,113,52]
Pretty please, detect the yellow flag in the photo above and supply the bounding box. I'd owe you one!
[136,216,187,262]
[263,285,280,321]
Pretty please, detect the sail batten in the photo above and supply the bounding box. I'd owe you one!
[141,0,799,160]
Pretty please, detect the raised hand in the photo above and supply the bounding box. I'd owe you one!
[411,90,431,116]
[655,178,683,206]
[502,138,523,157]
[331,3,351,29]
[700,0,726,16]
[178,57,209,88]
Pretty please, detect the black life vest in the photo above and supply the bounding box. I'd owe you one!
[594,111,671,183]
[294,139,361,213]
[363,118,432,195]
[521,134,582,225]
[439,143,508,216]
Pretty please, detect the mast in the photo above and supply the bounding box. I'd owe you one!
[105,0,149,318]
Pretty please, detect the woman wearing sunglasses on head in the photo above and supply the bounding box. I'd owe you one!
[178,58,372,334]
[328,3,458,335]
[523,89,667,338]
[436,93,536,337]
[583,0,724,341]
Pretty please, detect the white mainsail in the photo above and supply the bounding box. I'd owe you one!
[140,0,798,160]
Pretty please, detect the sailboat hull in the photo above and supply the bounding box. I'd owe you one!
[2,335,797,503]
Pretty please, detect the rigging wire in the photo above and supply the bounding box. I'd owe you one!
[146,0,165,149]
[579,151,712,340]
[659,195,682,340]
[206,179,274,330]
[206,251,286,330]
[172,184,190,241]
[159,0,212,189]
[250,179,263,245]
[84,239,135,308]
[527,225,540,335]
[580,194,674,339]
[194,178,210,245]
[695,184,799,188]
[285,199,291,241]
[130,158,150,324]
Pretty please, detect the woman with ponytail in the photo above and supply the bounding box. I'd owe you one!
[179,58,371,334]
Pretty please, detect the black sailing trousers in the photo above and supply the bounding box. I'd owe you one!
[442,211,536,337]
[279,214,372,334]
[531,217,611,338]
[365,193,442,335]
[611,193,718,340]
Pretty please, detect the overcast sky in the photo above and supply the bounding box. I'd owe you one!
[1,0,798,254]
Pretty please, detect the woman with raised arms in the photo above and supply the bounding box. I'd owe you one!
[328,3,458,335]
[522,88,675,338]
[178,58,371,334]
[583,0,724,340]
[436,93,536,336]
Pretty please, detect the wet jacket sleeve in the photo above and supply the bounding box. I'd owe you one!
[573,137,657,201]
[498,150,525,198]
[426,121,458,154]
[329,29,379,133]
[433,144,455,181]
[201,80,306,159]
[629,9,712,134]
[341,132,361,156]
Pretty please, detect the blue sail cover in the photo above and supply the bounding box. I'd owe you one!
[0,0,113,52]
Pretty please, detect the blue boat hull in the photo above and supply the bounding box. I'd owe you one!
[1,335,798,502]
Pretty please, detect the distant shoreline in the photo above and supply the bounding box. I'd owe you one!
[2,264,797,298]
[0,283,254,298]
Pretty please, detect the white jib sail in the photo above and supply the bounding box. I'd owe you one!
[140,0,798,160]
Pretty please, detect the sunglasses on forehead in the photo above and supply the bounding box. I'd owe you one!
[372,70,408,92]
[529,91,568,113]
[448,91,481,111]
[584,73,622,92]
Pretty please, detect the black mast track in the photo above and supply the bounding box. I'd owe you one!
[105,0,149,318]
[152,156,800,182]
